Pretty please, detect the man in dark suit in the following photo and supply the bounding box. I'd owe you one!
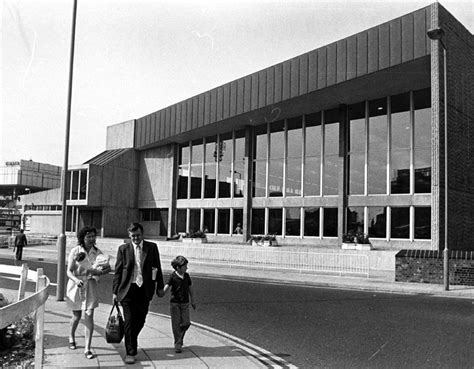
[113,222,164,364]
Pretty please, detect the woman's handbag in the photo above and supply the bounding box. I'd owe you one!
[105,301,124,343]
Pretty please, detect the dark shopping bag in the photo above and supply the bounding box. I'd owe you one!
[105,301,124,343]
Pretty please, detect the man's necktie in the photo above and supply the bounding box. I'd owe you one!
[136,245,143,287]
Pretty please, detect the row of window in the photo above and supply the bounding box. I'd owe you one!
[177,88,431,200]
[65,169,88,200]
[173,206,430,240]
[24,204,62,211]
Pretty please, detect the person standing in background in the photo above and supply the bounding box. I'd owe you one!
[13,229,27,261]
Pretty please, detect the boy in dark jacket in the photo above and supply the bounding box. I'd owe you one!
[163,255,196,353]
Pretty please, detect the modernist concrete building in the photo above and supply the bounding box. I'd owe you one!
[19,3,473,250]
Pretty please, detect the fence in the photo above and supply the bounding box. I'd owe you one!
[0,264,50,368]
[158,244,370,277]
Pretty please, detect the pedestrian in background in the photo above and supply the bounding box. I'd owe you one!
[66,226,111,359]
[163,255,196,353]
[113,222,165,364]
[13,229,27,261]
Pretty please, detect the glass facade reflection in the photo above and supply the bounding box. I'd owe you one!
[175,88,431,243]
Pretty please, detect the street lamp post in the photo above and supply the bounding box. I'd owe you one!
[57,0,78,300]
[427,27,449,291]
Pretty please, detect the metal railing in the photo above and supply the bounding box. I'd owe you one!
[158,244,370,277]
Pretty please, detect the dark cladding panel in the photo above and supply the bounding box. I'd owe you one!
[210,89,217,123]
[379,22,390,69]
[274,63,283,103]
[308,50,317,92]
[250,73,258,111]
[317,47,327,89]
[357,32,368,77]
[290,57,299,98]
[146,115,152,145]
[336,40,346,83]
[223,84,230,119]
[299,54,308,95]
[192,96,199,128]
[198,94,205,126]
[282,60,291,100]
[170,105,177,137]
[414,8,428,58]
[258,70,267,108]
[347,35,357,80]
[175,103,182,135]
[390,18,402,66]
[217,87,224,121]
[180,101,187,134]
[160,109,166,140]
[401,14,414,62]
[165,107,171,138]
[243,75,252,113]
[367,27,379,73]
[236,79,244,115]
[204,92,211,125]
[186,98,193,131]
[229,81,237,116]
[326,43,337,86]
[266,67,274,105]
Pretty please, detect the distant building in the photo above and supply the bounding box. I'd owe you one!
[0,160,61,232]
[18,3,474,250]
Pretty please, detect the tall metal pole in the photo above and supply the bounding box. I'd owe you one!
[57,0,77,301]
[442,46,449,291]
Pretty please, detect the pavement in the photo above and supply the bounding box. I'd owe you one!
[1,242,473,368]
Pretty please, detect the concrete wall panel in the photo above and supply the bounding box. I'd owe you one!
[346,35,357,80]
[299,54,308,95]
[356,33,368,77]
[326,43,337,86]
[282,60,291,101]
[308,50,318,92]
[367,27,379,73]
[266,67,274,106]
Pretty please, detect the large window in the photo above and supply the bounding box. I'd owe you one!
[305,113,321,196]
[252,125,267,197]
[368,98,388,194]
[251,208,265,234]
[269,121,285,197]
[414,207,430,239]
[268,208,282,235]
[190,140,203,199]
[348,103,365,195]
[217,209,230,234]
[323,109,340,195]
[390,93,411,194]
[286,117,303,196]
[234,131,246,197]
[368,207,386,238]
[204,136,217,198]
[323,208,338,237]
[391,207,409,239]
[413,89,431,193]
[304,207,320,237]
[285,208,301,236]
[218,133,233,198]
[178,144,190,199]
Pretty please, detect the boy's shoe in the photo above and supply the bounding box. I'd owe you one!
[174,344,182,353]
[124,355,135,364]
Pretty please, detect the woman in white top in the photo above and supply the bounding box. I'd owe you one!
[66,226,110,359]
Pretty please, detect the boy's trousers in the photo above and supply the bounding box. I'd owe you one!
[170,302,191,346]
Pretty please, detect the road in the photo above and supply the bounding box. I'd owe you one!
[1,258,473,369]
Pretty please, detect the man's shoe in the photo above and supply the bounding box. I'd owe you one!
[124,355,135,364]
[175,343,182,353]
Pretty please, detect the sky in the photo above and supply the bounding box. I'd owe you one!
[1,0,472,167]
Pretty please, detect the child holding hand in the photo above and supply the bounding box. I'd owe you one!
[163,255,196,353]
